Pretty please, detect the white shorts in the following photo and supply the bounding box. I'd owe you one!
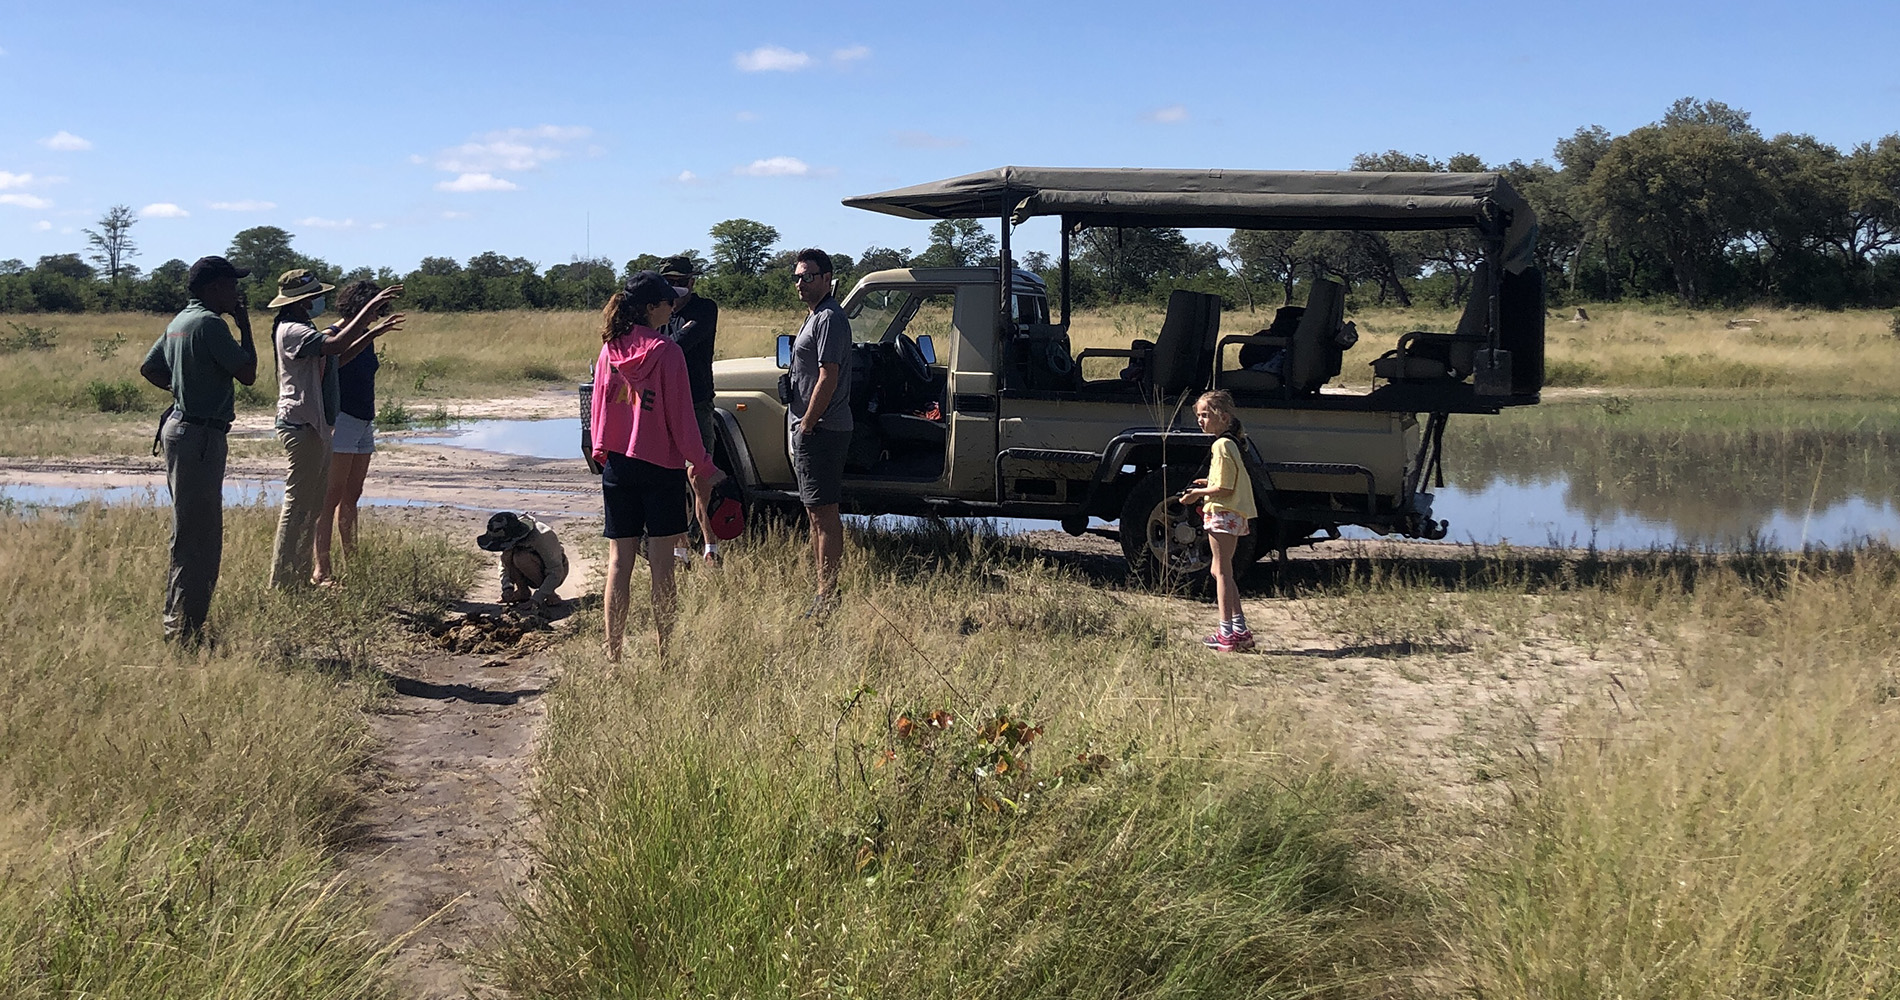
[333,412,376,455]
[1202,508,1251,536]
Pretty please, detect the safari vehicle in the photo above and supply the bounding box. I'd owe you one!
[700,167,1546,579]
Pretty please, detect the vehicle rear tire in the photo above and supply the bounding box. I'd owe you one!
[1119,469,1255,587]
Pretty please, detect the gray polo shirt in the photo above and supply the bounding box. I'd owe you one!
[789,295,853,433]
[141,299,252,423]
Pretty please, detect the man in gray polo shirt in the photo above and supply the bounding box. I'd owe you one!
[139,256,259,644]
[788,247,851,618]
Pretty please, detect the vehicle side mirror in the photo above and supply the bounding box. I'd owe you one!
[916,334,937,365]
[776,334,793,370]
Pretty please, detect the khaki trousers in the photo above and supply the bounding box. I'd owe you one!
[162,415,228,640]
[270,424,332,589]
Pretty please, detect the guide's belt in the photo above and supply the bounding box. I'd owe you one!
[175,413,233,433]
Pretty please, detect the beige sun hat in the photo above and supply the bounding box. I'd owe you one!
[267,268,336,308]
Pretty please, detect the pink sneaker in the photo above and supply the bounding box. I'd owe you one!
[1216,628,1256,653]
[1202,631,1226,649]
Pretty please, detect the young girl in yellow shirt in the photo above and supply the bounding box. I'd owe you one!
[1181,390,1256,651]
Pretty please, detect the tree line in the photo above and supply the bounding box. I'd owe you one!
[4,97,1897,315]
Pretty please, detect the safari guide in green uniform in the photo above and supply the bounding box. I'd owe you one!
[138,256,259,644]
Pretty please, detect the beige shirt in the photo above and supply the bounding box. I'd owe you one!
[274,320,332,442]
[498,515,569,601]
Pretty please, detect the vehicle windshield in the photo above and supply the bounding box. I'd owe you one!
[847,288,955,346]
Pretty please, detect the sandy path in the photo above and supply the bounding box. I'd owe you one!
[347,506,601,999]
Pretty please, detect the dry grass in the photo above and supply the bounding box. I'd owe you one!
[4,303,1895,457]
[0,501,474,997]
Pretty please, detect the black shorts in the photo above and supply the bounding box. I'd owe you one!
[792,427,850,508]
[601,452,689,539]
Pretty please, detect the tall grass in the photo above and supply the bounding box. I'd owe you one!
[0,502,474,997]
[502,519,1421,999]
[1456,547,1900,998]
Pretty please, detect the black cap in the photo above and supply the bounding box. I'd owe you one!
[187,255,251,289]
[621,269,679,308]
[658,256,703,279]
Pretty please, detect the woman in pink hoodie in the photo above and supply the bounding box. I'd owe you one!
[590,271,725,659]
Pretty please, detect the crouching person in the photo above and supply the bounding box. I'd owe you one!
[477,512,568,609]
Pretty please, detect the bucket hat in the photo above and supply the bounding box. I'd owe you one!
[268,268,337,308]
[476,512,533,552]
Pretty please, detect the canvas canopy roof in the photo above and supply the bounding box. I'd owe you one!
[844,166,1538,272]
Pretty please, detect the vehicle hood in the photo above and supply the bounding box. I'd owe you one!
[713,356,783,395]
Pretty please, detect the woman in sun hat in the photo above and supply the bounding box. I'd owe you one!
[267,269,404,589]
[589,270,726,660]
[313,279,405,584]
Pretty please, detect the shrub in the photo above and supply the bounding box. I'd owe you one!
[234,382,273,409]
[0,321,59,353]
[82,380,150,413]
[1544,358,1601,386]
[375,399,411,428]
[518,361,567,382]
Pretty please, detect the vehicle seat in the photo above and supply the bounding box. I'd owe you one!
[1218,278,1345,394]
[1148,289,1221,398]
[1370,268,1491,382]
[879,412,947,447]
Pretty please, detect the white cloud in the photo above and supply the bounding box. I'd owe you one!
[441,210,471,220]
[436,172,518,193]
[0,171,32,190]
[894,130,967,149]
[736,156,810,177]
[1142,105,1189,124]
[34,220,51,231]
[832,45,870,63]
[209,199,275,211]
[677,170,698,183]
[40,131,92,151]
[735,110,759,122]
[299,216,358,229]
[432,124,591,173]
[0,193,52,209]
[140,202,189,219]
[734,45,810,72]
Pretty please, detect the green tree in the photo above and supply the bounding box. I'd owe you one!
[227,226,306,308]
[135,259,191,313]
[858,245,911,272]
[83,205,139,282]
[913,219,997,268]
[1842,135,1900,267]
[0,259,24,276]
[415,256,463,276]
[1075,227,1193,302]
[36,254,94,280]
[1588,99,1771,305]
[1226,229,1303,306]
[708,219,779,277]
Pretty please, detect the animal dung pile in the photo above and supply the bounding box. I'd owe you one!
[424,610,555,655]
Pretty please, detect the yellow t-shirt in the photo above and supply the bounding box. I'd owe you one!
[1204,437,1258,520]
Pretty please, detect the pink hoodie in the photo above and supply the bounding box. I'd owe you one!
[589,325,714,472]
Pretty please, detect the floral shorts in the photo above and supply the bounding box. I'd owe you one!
[1202,508,1251,536]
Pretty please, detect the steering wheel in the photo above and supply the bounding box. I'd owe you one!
[892,333,931,387]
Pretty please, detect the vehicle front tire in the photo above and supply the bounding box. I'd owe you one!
[1118,469,1256,587]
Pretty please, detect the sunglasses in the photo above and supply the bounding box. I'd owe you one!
[793,272,828,286]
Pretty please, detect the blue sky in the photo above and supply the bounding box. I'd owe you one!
[3,0,1896,275]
